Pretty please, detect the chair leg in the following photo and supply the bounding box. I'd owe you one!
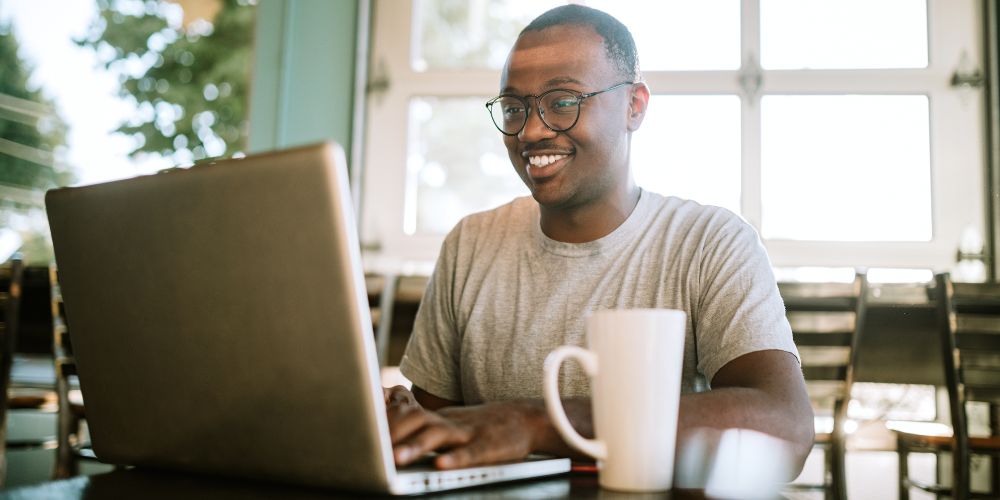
[53,394,80,479]
[993,454,999,499]
[934,449,944,500]
[830,435,847,500]
[942,441,972,500]
[824,443,834,500]
[53,413,80,479]
[898,437,910,500]
[990,404,999,497]
[0,417,7,488]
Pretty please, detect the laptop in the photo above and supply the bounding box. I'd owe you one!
[45,142,570,494]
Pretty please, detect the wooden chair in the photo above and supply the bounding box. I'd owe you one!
[49,266,94,479]
[0,258,64,485]
[365,273,428,368]
[0,256,26,485]
[781,272,868,500]
[385,275,426,366]
[894,273,1000,499]
[366,273,398,367]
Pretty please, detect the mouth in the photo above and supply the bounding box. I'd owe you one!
[523,152,572,180]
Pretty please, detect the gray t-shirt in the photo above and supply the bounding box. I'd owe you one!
[399,189,797,404]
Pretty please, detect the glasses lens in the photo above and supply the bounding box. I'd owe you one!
[540,91,580,131]
[490,96,527,134]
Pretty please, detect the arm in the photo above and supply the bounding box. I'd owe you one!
[412,386,456,411]
[387,349,813,478]
[530,349,813,472]
[679,349,814,476]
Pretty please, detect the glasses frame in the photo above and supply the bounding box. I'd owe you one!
[485,81,636,136]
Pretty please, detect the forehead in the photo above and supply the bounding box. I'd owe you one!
[501,24,616,91]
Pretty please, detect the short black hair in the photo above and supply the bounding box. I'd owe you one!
[521,5,640,81]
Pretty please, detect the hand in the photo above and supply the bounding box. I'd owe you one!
[387,399,543,470]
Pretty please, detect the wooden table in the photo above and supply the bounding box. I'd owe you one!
[1,468,711,499]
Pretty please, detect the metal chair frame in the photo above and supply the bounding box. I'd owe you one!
[896,273,1000,500]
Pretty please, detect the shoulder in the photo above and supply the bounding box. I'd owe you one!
[456,196,536,231]
[438,196,536,260]
[641,192,755,246]
[444,196,534,241]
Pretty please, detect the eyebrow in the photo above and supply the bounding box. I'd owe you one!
[500,76,587,94]
[545,76,585,87]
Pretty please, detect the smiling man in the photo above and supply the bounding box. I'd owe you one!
[386,5,813,476]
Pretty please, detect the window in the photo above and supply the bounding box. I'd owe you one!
[361,0,984,271]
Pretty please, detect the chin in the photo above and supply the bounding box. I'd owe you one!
[529,187,573,209]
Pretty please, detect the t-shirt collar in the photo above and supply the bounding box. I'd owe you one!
[533,188,650,258]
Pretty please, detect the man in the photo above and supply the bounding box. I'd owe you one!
[385,5,813,476]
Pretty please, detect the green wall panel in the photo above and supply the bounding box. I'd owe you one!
[248,0,358,157]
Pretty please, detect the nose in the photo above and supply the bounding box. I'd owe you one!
[518,101,557,142]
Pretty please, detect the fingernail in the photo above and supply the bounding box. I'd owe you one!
[397,446,412,463]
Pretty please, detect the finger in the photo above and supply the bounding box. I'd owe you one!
[436,445,481,470]
[386,405,430,444]
[395,424,471,466]
[437,439,527,470]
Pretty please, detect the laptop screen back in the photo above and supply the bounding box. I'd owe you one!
[46,143,396,491]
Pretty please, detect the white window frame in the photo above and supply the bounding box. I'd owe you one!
[360,0,985,270]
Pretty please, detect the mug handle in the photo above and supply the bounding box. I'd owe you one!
[543,346,607,461]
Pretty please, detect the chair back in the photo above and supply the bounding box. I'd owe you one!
[781,273,868,413]
[779,272,867,499]
[0,256,25,484]
[365,274,428,367]
[850,280,944,386]
[936,273,1000,498]
[0,256,25,400]
[948,277,1000,406]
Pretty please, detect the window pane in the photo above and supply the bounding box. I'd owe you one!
[413,0,560,71]
[586,0,740,71]
[414,0,740,72]
[761,95,931,241]
[761,0,928,69]
[632,95,741,214]
[406,97,528,235]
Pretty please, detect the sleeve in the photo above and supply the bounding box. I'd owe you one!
[398,226,465,402]
[693,210,799,386]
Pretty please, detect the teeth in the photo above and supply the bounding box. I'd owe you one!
[528,154,567,168]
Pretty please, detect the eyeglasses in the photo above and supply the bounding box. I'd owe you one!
[485,81,636,136]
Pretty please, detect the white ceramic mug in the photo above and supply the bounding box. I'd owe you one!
[543,308,686,492]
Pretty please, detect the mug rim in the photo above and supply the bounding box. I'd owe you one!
[586,308,686,319]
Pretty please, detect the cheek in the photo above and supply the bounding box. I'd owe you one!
[568,126,609,164]
[570,123,629,181]
[503,136,519,162]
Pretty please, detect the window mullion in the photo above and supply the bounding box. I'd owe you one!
[741,0,763,229]
[642,72,741,94]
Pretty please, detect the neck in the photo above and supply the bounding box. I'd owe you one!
[539,181,641,243]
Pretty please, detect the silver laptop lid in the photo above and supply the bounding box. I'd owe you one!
[46,142,397,491]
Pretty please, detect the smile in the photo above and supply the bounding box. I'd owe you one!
[528,154,568,168]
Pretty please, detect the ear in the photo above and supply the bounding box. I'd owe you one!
[626,82,650,132]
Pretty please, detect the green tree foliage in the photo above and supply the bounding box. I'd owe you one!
[77,0,255,163]
[0,23,71,263]
[0,23,70,189]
